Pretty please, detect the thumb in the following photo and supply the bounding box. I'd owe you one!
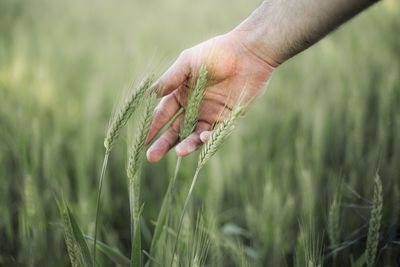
[154,50,191,96]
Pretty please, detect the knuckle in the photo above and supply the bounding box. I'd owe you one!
[157,108,170,121]
[179,49,190,60]
[179,49,188,57]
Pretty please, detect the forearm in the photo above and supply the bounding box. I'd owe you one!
[232,0,378,66]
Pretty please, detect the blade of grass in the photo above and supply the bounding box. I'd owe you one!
[85,235,130,267]
[58,198,92,267]
[351,252,366,267]
[58,199,80,267]
[143,250,163,267]
[67,206,92,266]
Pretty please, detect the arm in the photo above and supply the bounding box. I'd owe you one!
[146,0,378,162]
[234,0,377,66]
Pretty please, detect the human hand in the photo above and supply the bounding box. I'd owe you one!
[145,31,276,162]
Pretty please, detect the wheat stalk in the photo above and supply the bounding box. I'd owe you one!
[127,91,156,224]
[93,77,153,265]
[126,91,156,266]
[93,152,110,266]
[366,174,383,267]
[148,156,182,263]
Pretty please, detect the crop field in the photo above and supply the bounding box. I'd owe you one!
[0,0,399,266]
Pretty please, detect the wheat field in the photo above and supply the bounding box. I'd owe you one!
[0,0,399,266]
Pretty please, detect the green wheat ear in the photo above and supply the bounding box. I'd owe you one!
[127,91,157,223]
[366,174,383,267]
[328,192,341,248]
[197,105,245,170]
[179,64,208,140]
[104,77,153,152]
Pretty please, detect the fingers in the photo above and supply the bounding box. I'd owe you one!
[175,121,211,157]
[154,51,191,96]
[146,92,180,144]
[146,113,183,162]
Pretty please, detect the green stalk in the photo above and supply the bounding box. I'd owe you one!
[129,170,142,267]
[93,150,110,266]
[148,156,182,265]
[170,167,201,267]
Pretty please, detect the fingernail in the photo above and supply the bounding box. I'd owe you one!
[175,144,185,156]
[177,143,198,157]
[200,132,210,142]
[147,148,160,162]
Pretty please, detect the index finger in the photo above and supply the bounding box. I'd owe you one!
[152,50,191,96]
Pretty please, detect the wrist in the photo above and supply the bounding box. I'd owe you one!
[229,27,282,69]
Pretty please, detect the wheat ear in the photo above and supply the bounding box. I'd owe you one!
[197,105,244,170]
[328,193,341,248]
[126,91,156,266]
[179,64,208,140]
[366,174,383,267]
[127,91,156,224]
[104,77,153,152]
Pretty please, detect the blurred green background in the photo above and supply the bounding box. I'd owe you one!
[1,0,399,266]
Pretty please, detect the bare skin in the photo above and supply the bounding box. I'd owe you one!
[146,0,378,162]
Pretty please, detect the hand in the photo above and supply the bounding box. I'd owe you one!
[145,31,275,162]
